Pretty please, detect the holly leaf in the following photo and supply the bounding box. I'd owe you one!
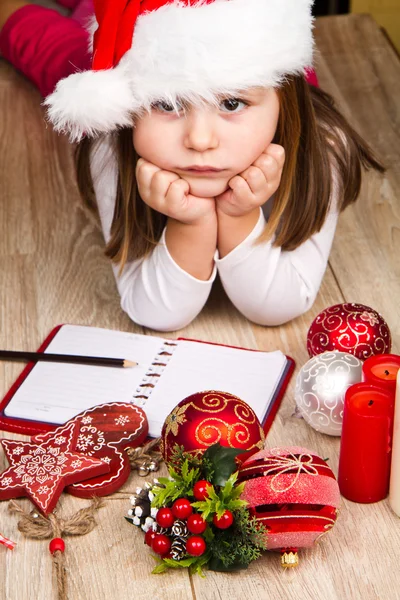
[189,555,209,577]
[227,499,247,513]
[164,557,198,568]
[192,484,220,519]
[152,563,169,574]
[203,444,245,486]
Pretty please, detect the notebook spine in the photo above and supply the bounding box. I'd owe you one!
[131,341,178,406]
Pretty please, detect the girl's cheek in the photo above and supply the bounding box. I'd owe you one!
[132,126,146,156]
[133,124,175,167]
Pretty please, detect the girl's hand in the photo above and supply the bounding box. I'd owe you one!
[136,158,216,225]
[215,144,285,217]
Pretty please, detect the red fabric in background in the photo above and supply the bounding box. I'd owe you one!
[0,4,319,99]
[0,5,91,97]
[305,67,319,88]
[57,0,81,8]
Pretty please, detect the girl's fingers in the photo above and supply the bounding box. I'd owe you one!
[253,154,279,179]
[228,173,254,202]
[136,158,180,209]
[266,143,285,163]
[136,157,160,181]
[229,174,249,193]
[253,145,285,176]
[166,178,190,207]
[150,169,180,204]
[240,165,268,195]
[136,158,160,200]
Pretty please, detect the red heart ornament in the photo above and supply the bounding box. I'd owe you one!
[33,403,148,498]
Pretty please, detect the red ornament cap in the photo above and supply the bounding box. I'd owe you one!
[0,422,109,515]
[307,303,391,360]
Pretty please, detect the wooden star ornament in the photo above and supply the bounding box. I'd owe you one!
[0,422,110,515]
[34,403,149,498]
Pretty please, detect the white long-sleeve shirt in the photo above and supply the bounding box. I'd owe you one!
[90,136,339,332]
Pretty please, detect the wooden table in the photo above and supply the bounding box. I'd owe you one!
[1,13,399,600]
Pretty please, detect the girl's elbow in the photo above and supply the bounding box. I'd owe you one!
[120,299,199,332]
[234,294,317,327]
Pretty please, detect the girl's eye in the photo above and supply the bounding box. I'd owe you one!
[220,98,247,113]
[152,100,183,113]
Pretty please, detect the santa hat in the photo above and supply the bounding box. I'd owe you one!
[45,0,315,141]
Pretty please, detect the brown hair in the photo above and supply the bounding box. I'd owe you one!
[75,74,384,267]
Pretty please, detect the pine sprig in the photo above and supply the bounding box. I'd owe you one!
[168,445,203,471]
[207,508,267,570]
[168,444,215,481]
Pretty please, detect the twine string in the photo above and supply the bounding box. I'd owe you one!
[126,437,163,471]
[8,498,104,600]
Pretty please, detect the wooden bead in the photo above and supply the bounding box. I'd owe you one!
[49,538,65,554]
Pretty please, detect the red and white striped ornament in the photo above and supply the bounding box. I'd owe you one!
[0,532,16,550]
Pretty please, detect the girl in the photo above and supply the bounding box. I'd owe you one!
[1,0,383,332]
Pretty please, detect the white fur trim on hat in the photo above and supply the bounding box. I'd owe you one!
[45,0,314,141]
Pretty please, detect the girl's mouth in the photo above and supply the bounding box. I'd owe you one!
[181,166,225,175]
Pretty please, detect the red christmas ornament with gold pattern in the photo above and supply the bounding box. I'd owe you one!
[307,303,391,361]
[160,390,265,464]
[238,446,340,567]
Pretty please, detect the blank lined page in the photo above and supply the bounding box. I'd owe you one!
[4,325,167,424]
[143,340,288,438]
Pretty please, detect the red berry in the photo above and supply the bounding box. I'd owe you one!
[213,510,234,529]
[186,536,206,556]
[151,534,171,556]
[193,480,212,501]
[156,507,175,528]
[187,514,207,535]
[172,498,193,519]
[144,529,157,547]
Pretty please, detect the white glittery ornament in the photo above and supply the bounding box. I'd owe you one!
[295,351,362,436]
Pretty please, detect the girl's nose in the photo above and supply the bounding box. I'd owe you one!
[183,110,219,152]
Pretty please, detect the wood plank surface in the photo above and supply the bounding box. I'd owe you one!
[0,13,399,600]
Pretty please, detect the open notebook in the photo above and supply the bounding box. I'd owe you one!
[0,325,294,437]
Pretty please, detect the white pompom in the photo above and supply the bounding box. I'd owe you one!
[44,68,136,142]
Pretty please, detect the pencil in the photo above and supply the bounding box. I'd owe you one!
[0,350,138,368]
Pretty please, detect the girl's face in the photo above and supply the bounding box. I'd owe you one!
[133,88,280,198]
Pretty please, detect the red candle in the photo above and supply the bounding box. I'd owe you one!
[338,383,394,503]
[362,354,400,395]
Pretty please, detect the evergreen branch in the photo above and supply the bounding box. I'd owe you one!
[207,508,267,570]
